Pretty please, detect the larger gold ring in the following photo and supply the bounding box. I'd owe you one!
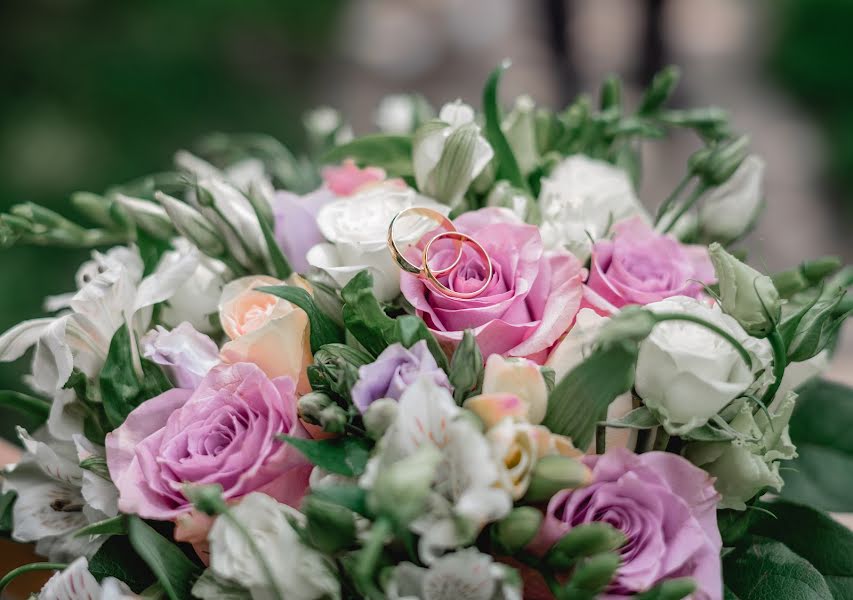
[387,207,462,276]
[421,231,493,300]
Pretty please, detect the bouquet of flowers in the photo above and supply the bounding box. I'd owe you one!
[1,63,851,600]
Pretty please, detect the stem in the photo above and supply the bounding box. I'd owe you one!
[0,391,51,421]
[654,173,692,226]
[654,313,753,370]
[221,509,285,600]
[356,519,392,600]
[652,428,671,452]
[661,183,709,234]
[0,563,67,594]
[595,424,606,455]
[758,329,787,409]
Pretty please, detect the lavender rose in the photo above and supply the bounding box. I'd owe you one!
[106,362,311,521]
[530,449,722,600]
[141,322,220,389]
[351,340,451,413]
[588,217,714,308]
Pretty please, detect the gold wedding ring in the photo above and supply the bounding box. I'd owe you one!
[387,207,462,276]
[421,231,494,300]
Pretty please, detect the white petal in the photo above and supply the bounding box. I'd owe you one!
[0,318,54,362]
[134,246,200,313]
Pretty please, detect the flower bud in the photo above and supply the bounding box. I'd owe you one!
[709,243,781,338]
[699,155,765,241]
[564,552,621,595]
[486,181,538,224]
[369,445,441,527]
[302,495,357,554]
[413,101,494,207]
[184,483,228,516]
[502,95,539,176]
[374,93,434,134]
[463,393,528,430]
[363,398,398,440]
[71,192,122,229]
[481,354,549,424]
[595,306,658,348]
[693,135,750,187]
[545,523,627,570]
[784,290,848,363]
[298,392,348,434]
[156,191,226,256]
[771,256,842,298]
[637,65,680,115]
[448,329,484,403]
[523,455,591,503]
[491,506,542,554]
[114,194,174,240]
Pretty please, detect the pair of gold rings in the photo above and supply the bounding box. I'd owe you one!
[387,207,493,300]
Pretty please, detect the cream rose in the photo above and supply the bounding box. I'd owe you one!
[634,295,770,434]
[218,275,313,394]
[306,184,448,302]
[480,354,548,424]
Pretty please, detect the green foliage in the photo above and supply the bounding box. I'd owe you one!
[781,378,853,511]
[448,329,484,403]
[543,343,637,450]
[128,516,202,600]
[73,515,127,538]
[278,434,371,477]
[100,323,172,429]
[0,491,15,533]
[0,389,50,424]
[482,62,528,192]
[323,134,413,177]
[88,534,156,592]
[259,285,344,352]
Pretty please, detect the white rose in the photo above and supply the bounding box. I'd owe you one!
[699,154,765,240]
[307,184,448,302]
[413,101,493,207]
[208,492,340,600]
[538,155,649,260]
[635,296,770,435]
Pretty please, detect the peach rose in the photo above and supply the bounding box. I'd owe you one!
[218,275,313,394]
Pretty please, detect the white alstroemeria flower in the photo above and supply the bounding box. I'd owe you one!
[74,434,119,518]
[307,184,449,302]
[208,493,340,600]
[39,557,137,600]
[699,154,765,241]
[635,296,771,435]
[158,239,229,334]
[413,100,494,207]
[387,547,521,600]
[3,427,112,561]
[0,244,198,395]
[538,155,649,260]
[362,377,512,563]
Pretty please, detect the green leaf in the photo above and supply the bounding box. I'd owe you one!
[323,134,413,177]
[723,535,832,600]
[310,484,371,517]
[0,389,50,424]
[74,515,127,538]
[750,501,853,598]
[542,344,637,450]
[79,456,112,481]
[0,491,15,533]
[246,192,292,279]
[278,435,371,477]
[394,315,449,372]
[258,285,344,352]
[100,324,173,429]
[603,406,657,429]
[340,271,397,357]
[88,534,156,592]
[483,62,528,192]
[781,378,853,512]
[128,516,201,600]
[192,569,251,600]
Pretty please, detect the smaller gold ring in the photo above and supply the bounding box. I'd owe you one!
[421,231,494,300]
[387,207,461,276]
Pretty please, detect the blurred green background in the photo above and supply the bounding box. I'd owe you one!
[2,0,853,441]
[0,0,345,437]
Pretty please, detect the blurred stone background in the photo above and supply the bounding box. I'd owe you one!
[1,0,852,419]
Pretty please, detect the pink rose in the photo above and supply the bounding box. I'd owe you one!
[321,159,387,196]
[588,217,714,308]
[529,449,722,600]
[400,208,587,362]
[106,362,312,521]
